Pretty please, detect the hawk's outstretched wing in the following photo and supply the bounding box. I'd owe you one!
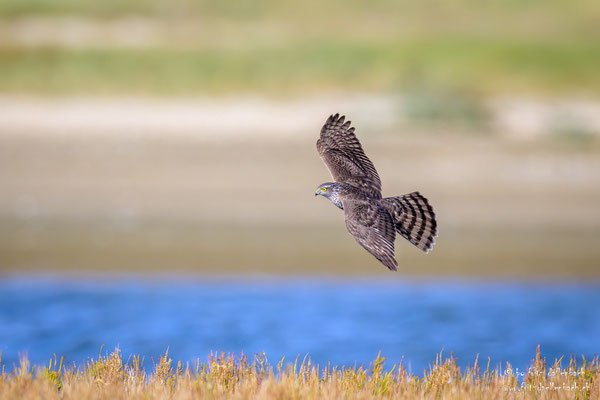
[317,113,382,199]
[343,200,398,271]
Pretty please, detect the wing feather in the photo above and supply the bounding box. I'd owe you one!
[317,113,382,198]
[344,200,398,271]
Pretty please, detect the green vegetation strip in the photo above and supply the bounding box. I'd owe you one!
[1,38,599,96]
[1,0,598,24]
[0,348,597,399]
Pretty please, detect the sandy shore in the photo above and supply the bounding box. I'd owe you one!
[1,95,599,140]
[0,95,599,276]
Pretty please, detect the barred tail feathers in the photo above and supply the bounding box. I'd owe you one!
[380,192,438,253]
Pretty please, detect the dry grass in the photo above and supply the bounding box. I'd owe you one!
[0,347,598,399]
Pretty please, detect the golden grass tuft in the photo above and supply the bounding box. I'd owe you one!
[0,347,598,399]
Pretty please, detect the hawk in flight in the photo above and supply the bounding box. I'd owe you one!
[315,113,438,271]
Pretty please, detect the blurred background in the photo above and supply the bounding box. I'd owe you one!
[0,0,599,374]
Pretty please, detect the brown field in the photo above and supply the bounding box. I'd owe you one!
[0,347,598,399]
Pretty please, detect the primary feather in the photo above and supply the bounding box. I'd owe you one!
[317,113,382,199]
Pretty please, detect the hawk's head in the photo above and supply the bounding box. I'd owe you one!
[315,182,343,209]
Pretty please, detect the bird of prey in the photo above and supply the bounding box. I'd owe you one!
[315,113,437,271]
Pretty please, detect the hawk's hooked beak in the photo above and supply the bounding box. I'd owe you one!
[314,191,319,197]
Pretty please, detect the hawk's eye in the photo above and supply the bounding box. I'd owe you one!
[321,187,327,192]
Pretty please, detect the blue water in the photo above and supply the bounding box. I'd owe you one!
[0,277,598,374]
